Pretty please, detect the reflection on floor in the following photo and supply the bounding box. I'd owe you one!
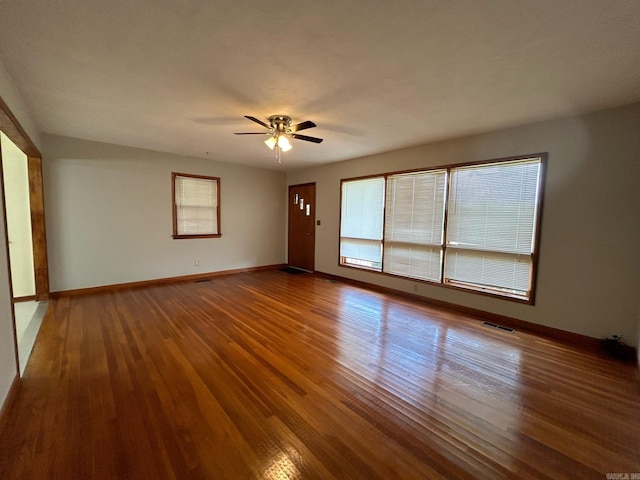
[14,300,48,375]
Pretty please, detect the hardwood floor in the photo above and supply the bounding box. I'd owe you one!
[1,270,638,479]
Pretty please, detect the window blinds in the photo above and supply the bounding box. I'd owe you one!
[175,175,218,235]
[338,156,543,301]
[444,159,541,295]
[383,170,446,281]
[340,177,385,268]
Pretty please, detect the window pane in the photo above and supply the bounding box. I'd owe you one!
[384,170,446,281]
[385,170,446,245]
[341,178,385,240]
[340,177,385,269]
[340,238,382,269]
[177,206,218,235]
[384,243,442,281]
[176,177,218,207]
[444,248,531,296]
[446,159,540,255]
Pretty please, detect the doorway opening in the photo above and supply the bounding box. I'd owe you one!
[0,97,49,375]
[0,132,48,374]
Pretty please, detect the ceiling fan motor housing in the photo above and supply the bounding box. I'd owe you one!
[268,115,293,134]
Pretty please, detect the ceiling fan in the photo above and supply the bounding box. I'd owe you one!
[234,115,323,163]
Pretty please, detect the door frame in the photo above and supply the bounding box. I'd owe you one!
[0,96,48,301]
[0,96,49,376]
[287,182,316,271]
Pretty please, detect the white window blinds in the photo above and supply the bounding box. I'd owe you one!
[338,155,544,302]
[175,175,219,236]
[444,159,541,296]
[383,170,446,281]
[340,177,385,269]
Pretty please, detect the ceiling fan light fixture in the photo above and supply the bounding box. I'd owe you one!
[264,136,277,150]
[265,134,292,152]
[277,136,292,152]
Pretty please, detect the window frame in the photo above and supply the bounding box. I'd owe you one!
[339,174,386,271]
[338,153,547,304]
[172,172,221,239]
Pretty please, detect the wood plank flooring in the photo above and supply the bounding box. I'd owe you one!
[1,269,639,479]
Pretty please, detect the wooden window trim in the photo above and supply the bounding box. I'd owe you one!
[338,176,385,272]
[172,172,221,239]
[338,153,547,305]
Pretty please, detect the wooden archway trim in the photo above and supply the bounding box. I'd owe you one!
[0,95,49,300]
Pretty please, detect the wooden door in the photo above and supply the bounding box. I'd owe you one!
[288,183,316,271]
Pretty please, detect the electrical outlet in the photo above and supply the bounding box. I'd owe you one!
[194,260,200,266]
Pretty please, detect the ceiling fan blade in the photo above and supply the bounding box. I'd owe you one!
[292,133,323,144]
[289,120,316,132]
[234,132,269,135]
[244,115,270,129]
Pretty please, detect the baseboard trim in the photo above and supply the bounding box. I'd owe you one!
[50,264,287,298]
[313,271,608,354]
[0,374,20,435]
[47,266,635,360]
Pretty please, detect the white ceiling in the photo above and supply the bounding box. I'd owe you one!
[1,1,639,171]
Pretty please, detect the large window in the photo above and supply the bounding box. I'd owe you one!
[339,155,545,302]
[172,172,221,239]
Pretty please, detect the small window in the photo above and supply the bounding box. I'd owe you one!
[172,172,221,239]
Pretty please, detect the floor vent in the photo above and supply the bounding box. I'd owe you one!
[481,321,515,333]
[195,278,212,283]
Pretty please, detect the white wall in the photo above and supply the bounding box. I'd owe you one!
[1,132,36,297]
[0,58,41,411]
[43,134,286,292]
[287,102,640,346]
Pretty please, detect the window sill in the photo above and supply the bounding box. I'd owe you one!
[338,262,534,305]
[172,234,222,239]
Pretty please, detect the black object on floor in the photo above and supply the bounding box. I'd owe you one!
[279,267,307,275]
